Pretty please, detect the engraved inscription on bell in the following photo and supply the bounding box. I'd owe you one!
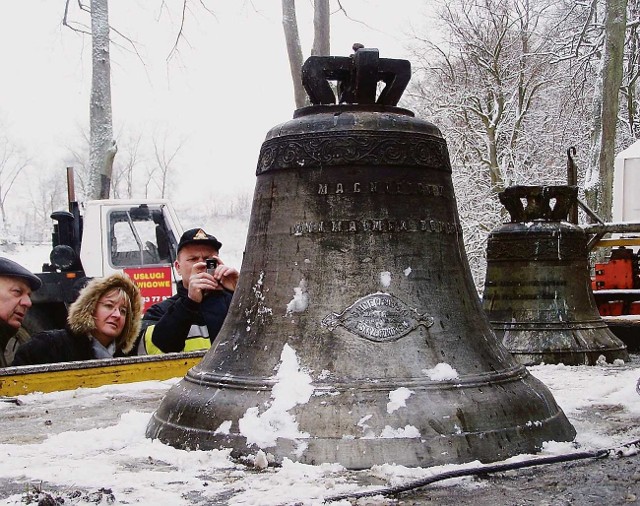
[321,292,434,342]
[290,218,458,235]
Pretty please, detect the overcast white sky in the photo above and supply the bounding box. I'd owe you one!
[0,0,433,209]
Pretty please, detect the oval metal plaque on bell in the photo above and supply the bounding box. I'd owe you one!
[482,185,628,366]
[147,47,575,469]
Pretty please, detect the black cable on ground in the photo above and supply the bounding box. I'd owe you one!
[321,437,640,504]
[0,396,21,404]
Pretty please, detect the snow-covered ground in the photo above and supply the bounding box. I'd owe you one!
[0,356,639,505]
[0,242,52,274]
[1,244,639,504]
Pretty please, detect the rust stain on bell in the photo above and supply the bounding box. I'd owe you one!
[483,185,628,366]
[146,47,575,469]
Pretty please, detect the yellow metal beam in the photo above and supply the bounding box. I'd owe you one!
[0,352,205,396]
[594,238,640,247]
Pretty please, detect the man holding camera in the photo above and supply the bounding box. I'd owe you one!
[139,228,239,354]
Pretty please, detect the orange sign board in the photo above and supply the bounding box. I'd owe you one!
[123,266,173,312]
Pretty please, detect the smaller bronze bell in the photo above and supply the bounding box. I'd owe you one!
[482,185,629,365]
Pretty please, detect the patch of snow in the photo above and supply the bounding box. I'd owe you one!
[422,363,460,381]
[253,449,269,469]
[214,420,232,435]
[238,344,313,448]
[286,279,309,314]
[379,425,421,438]
[387,387,414,414]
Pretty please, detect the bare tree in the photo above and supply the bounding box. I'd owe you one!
[620,0,640,139]
[59,0,222,201]
[549,0,636,220]
[407,0,583,287]
[162,0,219,62]
[282,0,331,108]
[282,0,308,108]
[312,0,330,56]
[111,129,144,199]
[585,0,628,222]
[23,169,68,243]
[150,130,186,199]
[89,0,117,199]
[0,133,30,230]
[407,0,640,286]
[410,0,564,192]
[63,0,117,200]
[62,129,92,202]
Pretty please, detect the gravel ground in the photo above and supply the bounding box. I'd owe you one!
[390,453,640,505]
[2,452,637,505]
[332,455,640,506]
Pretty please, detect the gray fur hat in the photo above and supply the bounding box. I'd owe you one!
[67,273,143,354]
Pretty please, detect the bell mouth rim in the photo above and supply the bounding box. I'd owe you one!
[293,103,415,118]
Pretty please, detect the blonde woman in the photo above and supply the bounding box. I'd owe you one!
[12,273,142,366]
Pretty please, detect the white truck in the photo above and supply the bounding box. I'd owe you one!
[24,172,184,336]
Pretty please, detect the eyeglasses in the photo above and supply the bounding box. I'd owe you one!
[98,301,128,317]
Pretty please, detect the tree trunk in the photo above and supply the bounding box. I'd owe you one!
[622,0,639,137]
[282,0,307,108]
[585,0,627,221]
[312,0,330,56]
[89,0,117,200]
[0,184,6,230]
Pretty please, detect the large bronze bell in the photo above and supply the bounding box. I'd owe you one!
[482,185,628,366]
[147,47,575,469]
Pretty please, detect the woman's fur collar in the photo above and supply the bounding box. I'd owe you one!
[67,273,143,354]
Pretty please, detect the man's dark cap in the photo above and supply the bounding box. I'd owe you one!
[0,257,42,290]
[177,228,222,254]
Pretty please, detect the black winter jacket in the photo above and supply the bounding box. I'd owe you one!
[11,327,128,366]
[11,273,142,366]
[140,284,233,353]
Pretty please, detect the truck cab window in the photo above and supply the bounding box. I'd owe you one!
[109,208,172,267]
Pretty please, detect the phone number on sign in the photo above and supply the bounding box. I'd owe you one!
[142,295,170,304]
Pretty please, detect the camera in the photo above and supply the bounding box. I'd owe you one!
[206,258,218,275]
